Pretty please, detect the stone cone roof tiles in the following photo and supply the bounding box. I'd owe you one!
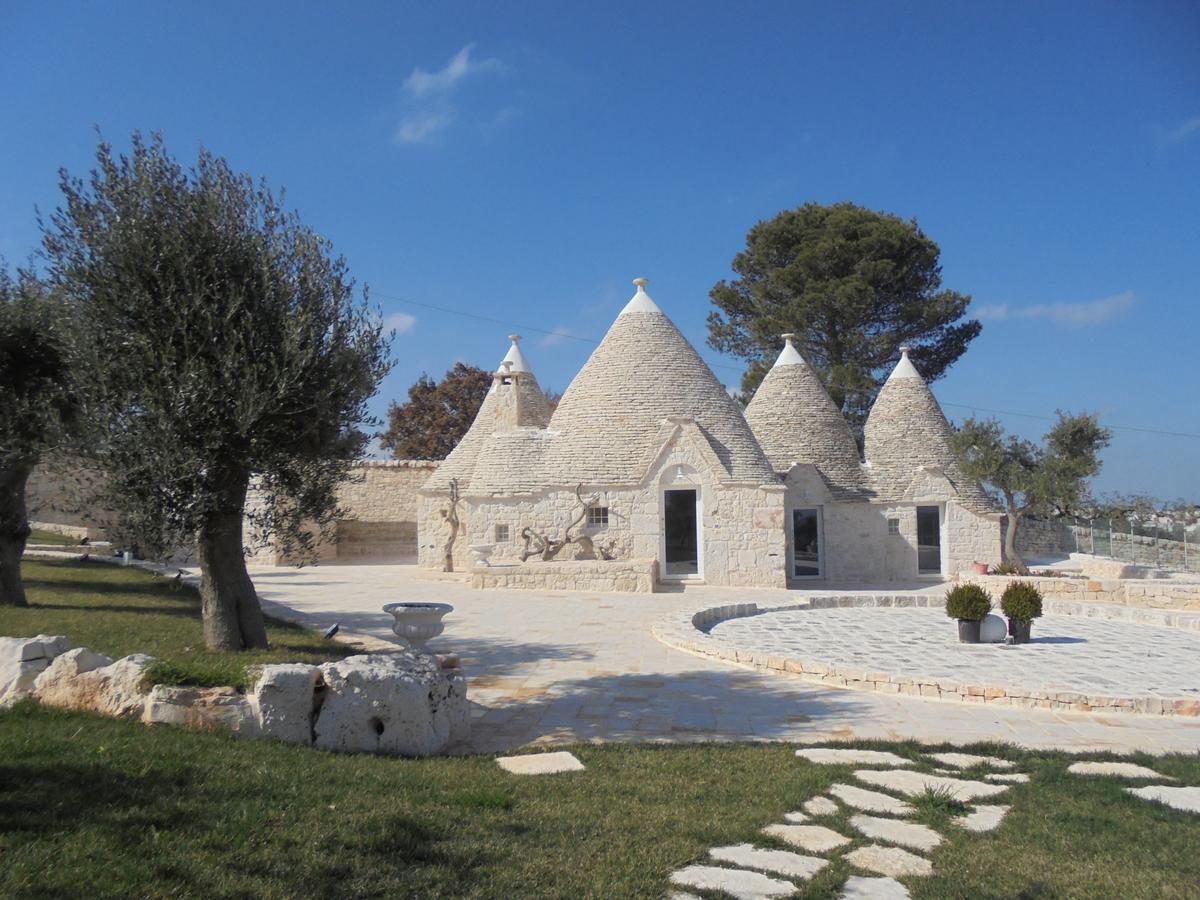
[862,349,994,514]
[746,336,867,498]
[546,280,778,486]
[424,339,552,493]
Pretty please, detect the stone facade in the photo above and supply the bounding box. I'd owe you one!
[417,280,1002,591]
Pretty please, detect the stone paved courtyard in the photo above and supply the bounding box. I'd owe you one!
[709,606,1200,701]
[247,563,1200,754]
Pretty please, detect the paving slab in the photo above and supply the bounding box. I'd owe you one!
[840,875,912,899]
[804,796,840,816]
[797,748,914,767]
[927,752,1015,770]
[850,814,942,851]
[1067,761,1169,779]
[669,864,795,900]
[845,844,933,878]
[829,783,915,816]
[1126,785,1200,814]
[763,823,851,854]
[855,769,1010,802]
[495,751,584,775]
[247,563,1200,754]
[986,772,1030,783]
[783,810,808,823]
[709,843,828,879]
[957,805,1009,832]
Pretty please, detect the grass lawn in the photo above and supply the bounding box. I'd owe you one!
[2,559,1198,898]
[26,527,79,546]
[1,703,1198,899]
[2,557,352,689]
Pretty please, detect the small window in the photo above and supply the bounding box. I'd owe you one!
[586,506,609,527]
[494,524,510,542]
[887,517,901,535]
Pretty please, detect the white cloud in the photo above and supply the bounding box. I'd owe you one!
[384,312,417,335]
[401,43,503,99]
[538,326,575,348]
[392,43,507,147]
[394,109,457,145]
[1165,115,1200,144]
[975,291,1137,327]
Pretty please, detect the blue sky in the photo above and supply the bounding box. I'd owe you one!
[2,1,1197,498]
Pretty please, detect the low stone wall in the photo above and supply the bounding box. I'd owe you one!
[652,596,1200,718]
[470,558,659,593]
[959,573,1200,611]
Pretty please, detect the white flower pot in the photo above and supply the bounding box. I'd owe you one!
[382,602,453,651]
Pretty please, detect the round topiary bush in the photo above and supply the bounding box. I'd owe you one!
[944,583,992,621]
[1001,580,1044,622]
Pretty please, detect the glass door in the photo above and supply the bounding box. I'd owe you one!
[792,507,822,577]
[663,489,699,576]
[916,506,942,575]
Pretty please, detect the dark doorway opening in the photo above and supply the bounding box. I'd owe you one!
[663,489,699,576]
[917,505,942,574]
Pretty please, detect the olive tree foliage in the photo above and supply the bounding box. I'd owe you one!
[953,412,1112,571]
[708,202,981,428]
[0,266,81,606]
[42,133,391,650]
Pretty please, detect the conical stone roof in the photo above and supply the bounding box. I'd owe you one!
[863,347,993,513]
[424,337,551,493]
[545,279,778,486]
[745,334,867,497]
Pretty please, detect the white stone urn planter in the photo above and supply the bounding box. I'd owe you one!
[470,544,495,567]
[382,602,453,651]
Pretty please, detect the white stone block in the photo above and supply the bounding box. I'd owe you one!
[956,805,1009,832]
[844,844,933,878]
[249,663,321,745]
[313,652,468,756]
[496,751,585,775]
[0,634,71,706]
[829,783,915,816]
[669,864,795,900]
[1126,785,1200,814]
[797,748,913,767]
[850,814,942,851]
[840,875,912,899]
[1067,761,1168,779]
[854,769,1010,802]
[709,843,827,879]
[32,647,113,703]
[763,823,851,854]
[144,685,259,734]
[32,653,152,717]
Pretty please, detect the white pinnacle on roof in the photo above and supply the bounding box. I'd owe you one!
[746,334,866,496]
[424,334,551,492]
[863,347,993,513]
[619,277,662,315]
[500,334,531,373]
[545,278,777,485]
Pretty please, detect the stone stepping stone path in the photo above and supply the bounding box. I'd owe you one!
[840,875,911,898]
[829,783,916,816]
[957,805,1010,832]
[783,811,808,823]
[495,750,584,775]
[709,844,828,879]
[986,772,1030,783]
[796,748,914,767]
[763,823,851,854]
[1126,785,1200,814]
[854,769,1011,802]
[850,814,942,851]
[844,844,933,878]
[804,795,839,816]
[670,865,795,899]
[927,752,1014,770]
[1067,761,1171,779]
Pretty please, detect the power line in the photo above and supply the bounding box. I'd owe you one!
[373,288,1200,439]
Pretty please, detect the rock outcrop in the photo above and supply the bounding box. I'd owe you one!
[0,634,71,707]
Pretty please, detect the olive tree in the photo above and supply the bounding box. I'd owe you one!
[42,134,390,650]
[954,412,1111,570]
[0,266,81,606]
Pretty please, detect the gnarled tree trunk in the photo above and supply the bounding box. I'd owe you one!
[197,473,268,650]
[0,465,33,607]
[1004,507,1026,572]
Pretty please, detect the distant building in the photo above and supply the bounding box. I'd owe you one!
[418,279,1001,587]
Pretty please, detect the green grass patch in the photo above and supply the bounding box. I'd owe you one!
[1,558,352,689]
[27,527,79,546]
[0,705,1198,899]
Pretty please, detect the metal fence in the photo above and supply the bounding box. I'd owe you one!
[1065,517,1198,574]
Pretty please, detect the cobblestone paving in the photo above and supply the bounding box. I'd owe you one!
[710,607,1200,699]
[232,563,1200,753]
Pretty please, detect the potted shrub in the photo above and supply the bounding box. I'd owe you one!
[944,583,992,643]
[1000,580,1043,644]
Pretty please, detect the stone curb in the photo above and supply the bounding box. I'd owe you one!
[651,596,1200,719]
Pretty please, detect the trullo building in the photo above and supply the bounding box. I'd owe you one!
[418,278,1001,588]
